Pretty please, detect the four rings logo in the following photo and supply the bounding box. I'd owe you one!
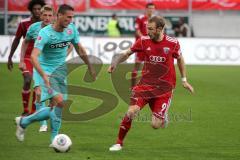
[194,44,240,61]
[149,55,166,63]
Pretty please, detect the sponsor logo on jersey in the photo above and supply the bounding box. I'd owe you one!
[149,55,166,63]
[50,41,71,49]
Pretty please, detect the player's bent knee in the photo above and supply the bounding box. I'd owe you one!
[151,117,161,129]
[127,105,140,118]
[126,110,135,119]
[151,121,161,129]
[52,94,64,107]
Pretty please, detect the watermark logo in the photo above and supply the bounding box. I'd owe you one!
[47,40,192,122]
[118,108,193,123]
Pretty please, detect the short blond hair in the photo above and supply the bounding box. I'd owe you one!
[41,5,54,14]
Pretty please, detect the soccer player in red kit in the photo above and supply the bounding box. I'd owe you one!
[108,16,194,151]
[131,3,155,87]
[7,0,46,116]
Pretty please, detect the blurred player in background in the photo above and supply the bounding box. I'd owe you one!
[131,3,155,88]
[7,0,46,116]
[174,17,191,37]
[107,13,121,37]
[15,4,96,145]
[20,5,55,132]
[108,16,194,151]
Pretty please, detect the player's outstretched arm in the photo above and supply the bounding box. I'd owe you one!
[7,23,24,71]
[31,48,50,87]
[7,37,21,71]
[108,49,133,73]
[74,43,96,80]
[177,55,194,94]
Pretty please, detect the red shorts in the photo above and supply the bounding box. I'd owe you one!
[135,52,145,63]
[130,85,173,119]
[22,58,33,76]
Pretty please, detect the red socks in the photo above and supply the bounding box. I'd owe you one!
[30,91,36,114]
[22,89,30,113]
[22,90,36,114]
[116,115,132,146]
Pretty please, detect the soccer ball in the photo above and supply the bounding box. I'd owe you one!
[52,134,72,153]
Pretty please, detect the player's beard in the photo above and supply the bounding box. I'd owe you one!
[150,33,160,42]
[148,33,154,40]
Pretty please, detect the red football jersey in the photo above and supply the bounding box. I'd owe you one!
[15,17,34,58]
[135,14,148,39]
[130,35,182,89]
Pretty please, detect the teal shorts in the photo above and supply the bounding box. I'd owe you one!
[33,68,68,102]
[33,69,41,88]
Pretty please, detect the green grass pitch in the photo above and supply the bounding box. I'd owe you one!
[0,63,240,160]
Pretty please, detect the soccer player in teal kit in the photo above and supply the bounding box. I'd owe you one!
[15,4,96,145]
[20,5,55,132]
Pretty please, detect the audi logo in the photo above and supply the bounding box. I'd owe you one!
[149,55,166,63]
[194,44,240,61]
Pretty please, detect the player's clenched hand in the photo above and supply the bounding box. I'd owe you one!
[7,58,13,71]
[182,81,194,94]
[107,65,116,73]
[18,62,26,71]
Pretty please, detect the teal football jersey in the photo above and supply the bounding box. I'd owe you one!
[26,21,43,41]
[34,23,80,74]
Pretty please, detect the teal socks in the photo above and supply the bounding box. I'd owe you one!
[50,106,62,142]
[35,102,48,126]
[21,107,51,128]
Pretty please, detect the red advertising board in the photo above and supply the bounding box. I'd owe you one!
[6,0,240,11]
[8,0,86,12]
[0,0,4,10]
[91,0,240,10]
[193,0,240,10]
[91,0,188,10]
